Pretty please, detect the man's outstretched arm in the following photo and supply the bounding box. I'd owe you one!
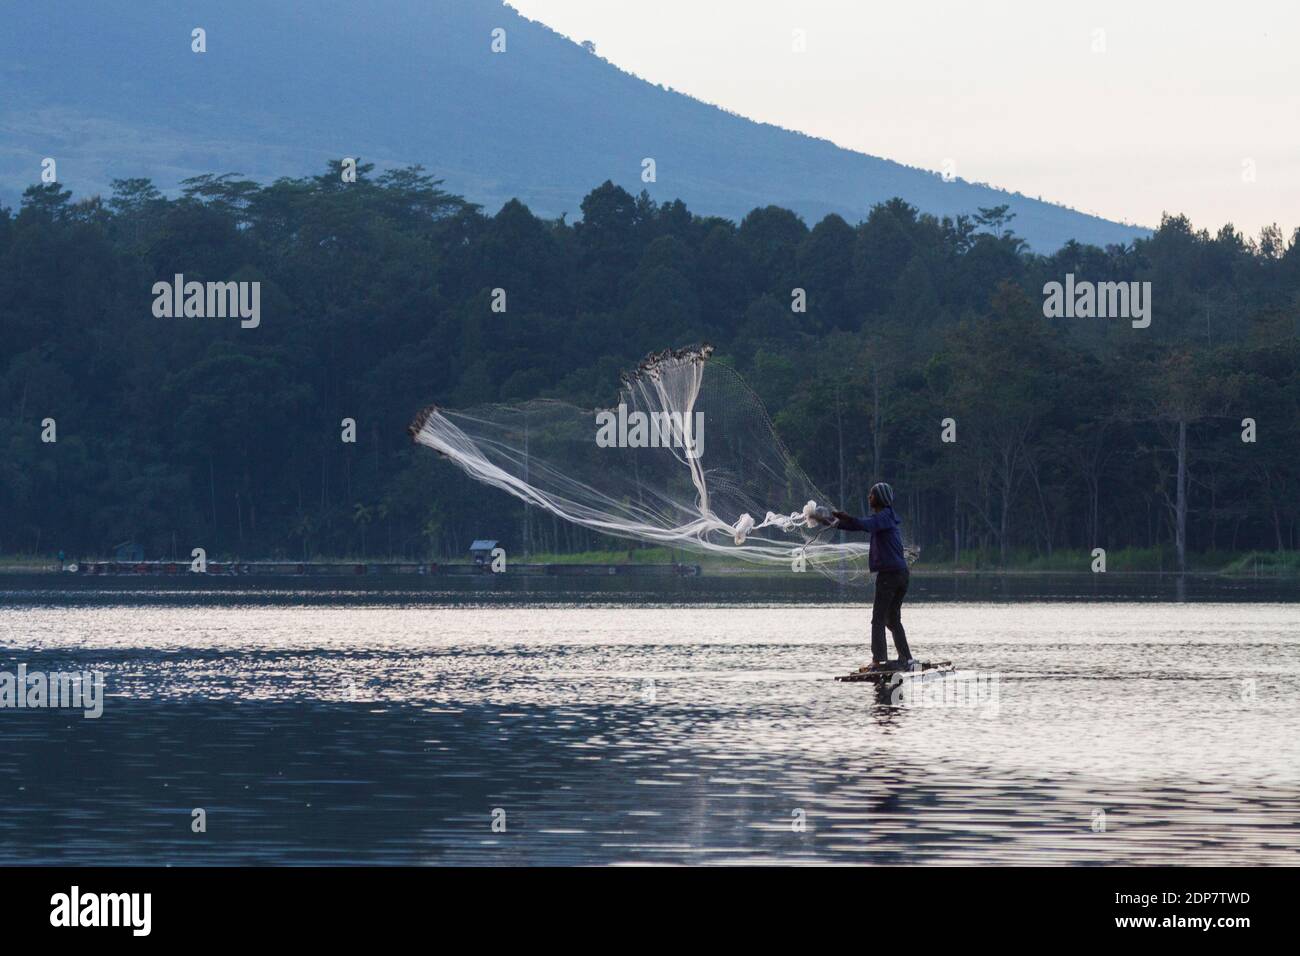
[832,510,882,533]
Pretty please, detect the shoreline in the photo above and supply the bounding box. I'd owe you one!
[2,560,1297,581]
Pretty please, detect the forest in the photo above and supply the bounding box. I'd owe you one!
[2,161,1297,570]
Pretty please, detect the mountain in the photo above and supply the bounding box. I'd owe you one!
[0,0,1147,251]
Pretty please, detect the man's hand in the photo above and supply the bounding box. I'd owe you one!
[831,510,852,524]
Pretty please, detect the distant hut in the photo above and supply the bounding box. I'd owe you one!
[469,539,498,566]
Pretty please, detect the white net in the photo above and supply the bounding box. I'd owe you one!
[408,346,878,584]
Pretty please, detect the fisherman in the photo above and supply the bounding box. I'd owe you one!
[829,482,913,672]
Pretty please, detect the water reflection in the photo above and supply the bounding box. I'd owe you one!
[1,590,1298,865]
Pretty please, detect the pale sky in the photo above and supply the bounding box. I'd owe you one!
[509,0,1299,239]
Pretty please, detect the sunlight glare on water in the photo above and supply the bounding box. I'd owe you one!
[3,597,1298,865]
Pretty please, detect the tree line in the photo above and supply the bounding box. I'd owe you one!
[1,161,1297,568]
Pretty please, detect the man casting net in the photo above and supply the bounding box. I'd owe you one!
[409,346,901,584]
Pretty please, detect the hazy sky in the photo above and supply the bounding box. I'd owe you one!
[509,0,1298,238]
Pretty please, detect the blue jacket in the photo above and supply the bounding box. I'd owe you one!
[837,507,908,573]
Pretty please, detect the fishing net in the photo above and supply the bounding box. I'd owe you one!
[409,346,879,584]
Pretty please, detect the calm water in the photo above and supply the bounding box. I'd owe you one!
[2,574,1298,865]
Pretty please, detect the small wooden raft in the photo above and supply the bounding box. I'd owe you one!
[835,661,954,683]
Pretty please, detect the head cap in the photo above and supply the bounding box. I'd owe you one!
[869,482,895,508]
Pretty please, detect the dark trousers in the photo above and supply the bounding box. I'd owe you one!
[871,569,911,662]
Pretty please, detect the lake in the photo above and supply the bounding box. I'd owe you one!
[2,573,1298,865]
